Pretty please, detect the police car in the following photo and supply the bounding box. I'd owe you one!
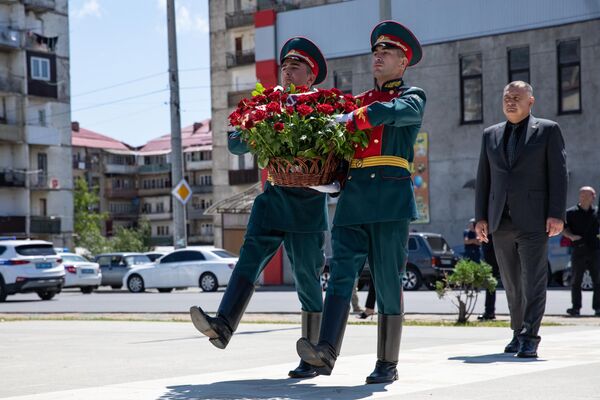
[0,239,65,301]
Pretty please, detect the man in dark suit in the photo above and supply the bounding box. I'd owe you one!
[475,81,568,358]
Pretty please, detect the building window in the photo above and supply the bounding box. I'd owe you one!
[31,57,51,81]
[460,53,483,124]
[333,71,353,93]
[508,46,530,83]
[557,39,581,114]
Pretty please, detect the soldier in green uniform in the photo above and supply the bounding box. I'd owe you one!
[297,21,426,384]
[189,37,329,379]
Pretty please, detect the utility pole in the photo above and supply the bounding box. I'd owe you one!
[166,0,186,249]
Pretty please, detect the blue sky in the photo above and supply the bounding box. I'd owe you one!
[69,0,211,147]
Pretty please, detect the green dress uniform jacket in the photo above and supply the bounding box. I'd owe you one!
[333,80,426,226]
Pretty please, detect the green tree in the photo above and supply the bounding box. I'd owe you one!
[435,259,498,324]
[73,177,109,255]
[108,219,152,253]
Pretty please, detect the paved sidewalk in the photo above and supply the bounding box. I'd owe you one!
[1,319,599,399]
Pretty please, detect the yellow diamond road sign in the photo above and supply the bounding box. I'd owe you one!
[172,179,192,205]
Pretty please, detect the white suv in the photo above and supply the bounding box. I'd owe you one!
[0,240,65,301]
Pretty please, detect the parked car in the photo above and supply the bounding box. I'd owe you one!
[94,253,153,289]
[321,232,459,292]
[0,239,64,301]
[123,246,238,293]
[144,251,167,262]
[58,252,102,294]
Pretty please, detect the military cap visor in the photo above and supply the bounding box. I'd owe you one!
[370,20,422,66]
[280,37,327,85]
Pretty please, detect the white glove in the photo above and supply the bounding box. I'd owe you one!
[334,113,353,124]
[309,181,340,194]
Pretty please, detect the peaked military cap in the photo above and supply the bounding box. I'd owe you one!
[370,20,422,66]
[280,37,327,85]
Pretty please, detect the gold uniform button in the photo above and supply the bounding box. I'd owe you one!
[389,90,394,95]
[370,173,376,179]
[374,139,379,144]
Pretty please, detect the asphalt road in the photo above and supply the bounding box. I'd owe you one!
[1,286,597,316]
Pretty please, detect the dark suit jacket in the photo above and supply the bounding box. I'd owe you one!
[475,115,568,233]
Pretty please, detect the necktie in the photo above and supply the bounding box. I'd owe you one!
[507,124,518,167]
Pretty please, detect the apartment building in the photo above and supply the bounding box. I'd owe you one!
[0,0,73,247]
[72,120,215,246]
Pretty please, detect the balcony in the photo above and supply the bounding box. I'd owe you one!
[105,187,138,198]
[25,125,60,146]
[0,75,22,94]
[30,215,61,234]
[190,184,213,194]
[137,187,171,197]
[0,170,26,187]
[187,207,211,220]
[188,234,214,245]
[110,207,139,219]
[138,163,171,175]
[186,160,212,171]
[257,0,300,12]
[150,236,173,246]
[29,173,60,190]
[228,89,251,108]
[225,8,255,29]
[23,0,55,12]
[104,163,138,175]
[0,27,21,51]
[0,122,20,142]
[226,49,255,68]
[141,212,172,221]
[0,216,26,234]
[229,168,259,185]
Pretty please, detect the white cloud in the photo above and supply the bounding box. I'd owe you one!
[156,2,209,34]
[74,0,102,19]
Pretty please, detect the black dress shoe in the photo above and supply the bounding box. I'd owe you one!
[504,335,519,353]
[477,313,496,321]
[288,360,317,379]
[566,308,580,317]
[366,360,398,384]
[516,337,540,358]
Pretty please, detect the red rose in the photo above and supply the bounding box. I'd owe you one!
[285,105,295,114]
[281,93,289,102]
[343,94,355,102]
[331,88,343,96]
[237,98,249,109]
[316,103,335,115]
[345,119,356,133]
[296,104,314,116]
[332,102,343,111]
[244,119,254,129]
[228,111,242,126]
[268,91,280,101]
[295,85,309,93]
[252,94,267,103]
[274,121,285,131]
[344,102,358,113]
[266,101,281,114]
[251,109,267,122]
[263,87,274,95]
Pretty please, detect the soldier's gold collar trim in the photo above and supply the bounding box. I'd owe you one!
[350,155,410,170]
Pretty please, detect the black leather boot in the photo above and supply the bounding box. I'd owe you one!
[366,313,402,384]
[189,274,255,349]
[288,311,322,378]
[296,294,350,375]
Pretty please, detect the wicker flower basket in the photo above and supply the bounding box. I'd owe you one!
[267,151,340,187]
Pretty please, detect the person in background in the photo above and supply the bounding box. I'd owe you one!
[463,218,481,262]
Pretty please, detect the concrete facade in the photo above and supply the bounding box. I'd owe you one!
[0,0,73,248]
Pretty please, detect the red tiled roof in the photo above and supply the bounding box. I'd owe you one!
[72,127,131,150]
[140,119,212,153]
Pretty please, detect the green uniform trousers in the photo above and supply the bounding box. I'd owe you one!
[327,220,410,315]
[231,227,324,313]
